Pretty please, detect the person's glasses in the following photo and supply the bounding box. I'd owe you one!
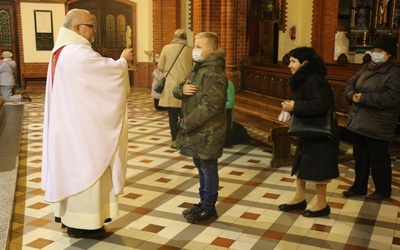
[79,23,95,29]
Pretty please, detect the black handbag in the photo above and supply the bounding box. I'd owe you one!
[287,110,336,138]
[154,45,186,94]
[153,77,165,94]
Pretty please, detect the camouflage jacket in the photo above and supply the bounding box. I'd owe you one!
[173,49,228,159]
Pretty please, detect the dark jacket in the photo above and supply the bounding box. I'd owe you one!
[290,68,339,181]
[173,49,228,159]
[345,61,400,140]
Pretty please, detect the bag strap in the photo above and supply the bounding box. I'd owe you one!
[164,45,186,78]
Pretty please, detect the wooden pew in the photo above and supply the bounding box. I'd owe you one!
[234,90,292,168]
[21,74,47,89]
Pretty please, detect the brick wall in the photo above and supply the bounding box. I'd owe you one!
[186,0,249,89]
[145,0,182,88]
[312,0,338,64]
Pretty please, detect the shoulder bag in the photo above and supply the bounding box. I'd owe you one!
[154,45,186,94]
[287,109,336,138]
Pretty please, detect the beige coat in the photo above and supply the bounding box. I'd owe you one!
[158,42,193,108]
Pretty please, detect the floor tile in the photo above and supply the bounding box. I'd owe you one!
[7,86,400,249]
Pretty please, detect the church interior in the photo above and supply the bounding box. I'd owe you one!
[2,0,400,249]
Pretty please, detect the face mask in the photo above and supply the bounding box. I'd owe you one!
[155,59,159,63]
[371,52,386,64]
[192,48,204,62]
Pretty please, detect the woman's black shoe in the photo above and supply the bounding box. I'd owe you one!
[366,192,388,200]
[278,200,307,212]
[302,205,330,217]
[67,227,106,239]
[342,190,366,198]
[21,92,32,102]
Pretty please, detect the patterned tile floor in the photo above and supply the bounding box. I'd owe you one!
[7,86,400,249]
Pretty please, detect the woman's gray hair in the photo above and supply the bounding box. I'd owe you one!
[174,29,187,40]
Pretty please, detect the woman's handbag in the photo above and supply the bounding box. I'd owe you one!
[154,45,186,94]
[153,77,166,94]
[287,110,336,138]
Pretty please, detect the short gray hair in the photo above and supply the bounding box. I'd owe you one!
[63,9,89,29]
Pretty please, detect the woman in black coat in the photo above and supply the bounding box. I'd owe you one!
[278,47,339,217]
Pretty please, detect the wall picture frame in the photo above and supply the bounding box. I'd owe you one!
[34,10,54,51]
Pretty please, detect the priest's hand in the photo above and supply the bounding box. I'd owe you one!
[121,48,133,63]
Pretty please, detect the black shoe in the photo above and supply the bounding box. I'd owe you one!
[67,227,106,239]
[278,200,307,212]
[186,207,217,224]
[342,190,366,198]
[21,92,31,102]
[182,203,203,218]
[302,205,330,217]
[366,192,388,200]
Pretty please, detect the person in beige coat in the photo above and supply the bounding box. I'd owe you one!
[158,29,193,148]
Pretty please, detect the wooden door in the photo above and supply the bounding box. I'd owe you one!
[70,0,132,60]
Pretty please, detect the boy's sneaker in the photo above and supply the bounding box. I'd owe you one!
[186,207,217,224]
[182,203,202,218]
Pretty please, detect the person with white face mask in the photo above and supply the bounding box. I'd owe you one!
[344,35,400,201]
[173,32,228,224]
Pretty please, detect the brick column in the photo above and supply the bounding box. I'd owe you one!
[191,0,246,86]
[312,0,338,64]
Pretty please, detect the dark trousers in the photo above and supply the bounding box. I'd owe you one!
[350,132,392,197]
[193,158,219,210]
[167,107,181,141]
[224,108,233,147]
[154,99,167,111]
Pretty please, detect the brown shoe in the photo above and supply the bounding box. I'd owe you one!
[170,141,177,149]
[21,92,32,102]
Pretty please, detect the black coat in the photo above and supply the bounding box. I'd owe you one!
[290,70,339,181]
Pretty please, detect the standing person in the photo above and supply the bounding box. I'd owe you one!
[343,35,400,200]
[278,47,339,217]
[158,29,193,149]
[224,80,235,147]
[0,51,31,102]
[41,8,132,239]
[173,32,227,223]
[151,53,166,111]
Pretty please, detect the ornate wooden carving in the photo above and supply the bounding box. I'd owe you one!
[347,0,400,52]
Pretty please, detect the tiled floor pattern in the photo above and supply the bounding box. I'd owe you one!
[7,86,400,249]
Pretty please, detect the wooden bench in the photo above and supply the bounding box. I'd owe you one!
[21,74,47,89]
[234,89,372,168]
[234,90,292,168]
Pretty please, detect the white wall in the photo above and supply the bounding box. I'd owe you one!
[278,0,313,60]
[20,2,65,63]
[131,0,152,62]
